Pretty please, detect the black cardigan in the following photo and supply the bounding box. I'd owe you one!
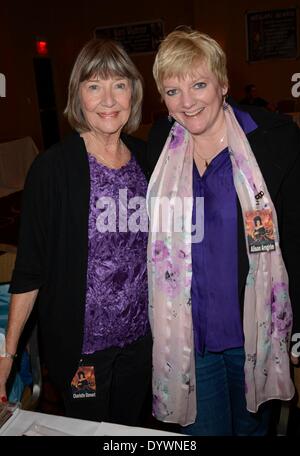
[10,131,148,390]
[147,104,300,337]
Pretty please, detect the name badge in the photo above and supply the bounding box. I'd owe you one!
[71,365,96,399]
[245,209,276,254]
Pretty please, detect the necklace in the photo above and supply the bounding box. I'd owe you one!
[93,141,127,168]
[194,135,226,168]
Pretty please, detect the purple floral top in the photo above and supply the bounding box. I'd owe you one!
[82,154,149,354]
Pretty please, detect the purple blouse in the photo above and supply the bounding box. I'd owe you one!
[192,107,257,354]
[82,154,149,354]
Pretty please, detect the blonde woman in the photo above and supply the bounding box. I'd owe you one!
[147,27,300,435]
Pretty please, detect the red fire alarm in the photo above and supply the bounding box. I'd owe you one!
[36,39,48,56]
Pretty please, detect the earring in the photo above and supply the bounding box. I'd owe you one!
[168,114,172,122]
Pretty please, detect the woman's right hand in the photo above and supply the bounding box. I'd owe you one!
[0,289,38,403]
[0,290,38,402]
[0,356,13,402]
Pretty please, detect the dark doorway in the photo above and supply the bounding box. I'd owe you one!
[33,58,60,149]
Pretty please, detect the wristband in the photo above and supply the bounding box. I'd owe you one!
[0,352,17,360]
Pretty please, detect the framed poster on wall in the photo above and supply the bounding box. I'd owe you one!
[94,20,164,55]
[246,8,298,62]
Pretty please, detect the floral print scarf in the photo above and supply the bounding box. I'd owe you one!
[146,104,294,426]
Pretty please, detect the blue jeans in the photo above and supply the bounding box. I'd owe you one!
[182,347,272,436]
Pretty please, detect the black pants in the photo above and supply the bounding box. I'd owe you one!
[62,332,152,426]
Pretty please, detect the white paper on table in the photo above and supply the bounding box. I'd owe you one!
[0,409,183,436]
[0,410,101,436]
[0,407,21,435]
[23,422,72,436]
[96,421,182,436]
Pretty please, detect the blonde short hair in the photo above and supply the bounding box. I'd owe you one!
[64,39,143,133]
[153,28,228,94]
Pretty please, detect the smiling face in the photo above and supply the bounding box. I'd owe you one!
[162,60,227,138]
[79,75,132,137]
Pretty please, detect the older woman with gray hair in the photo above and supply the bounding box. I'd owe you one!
[147,27,300,435]
[0,39,151,425]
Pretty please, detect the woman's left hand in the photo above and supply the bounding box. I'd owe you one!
[290,353,300,366]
